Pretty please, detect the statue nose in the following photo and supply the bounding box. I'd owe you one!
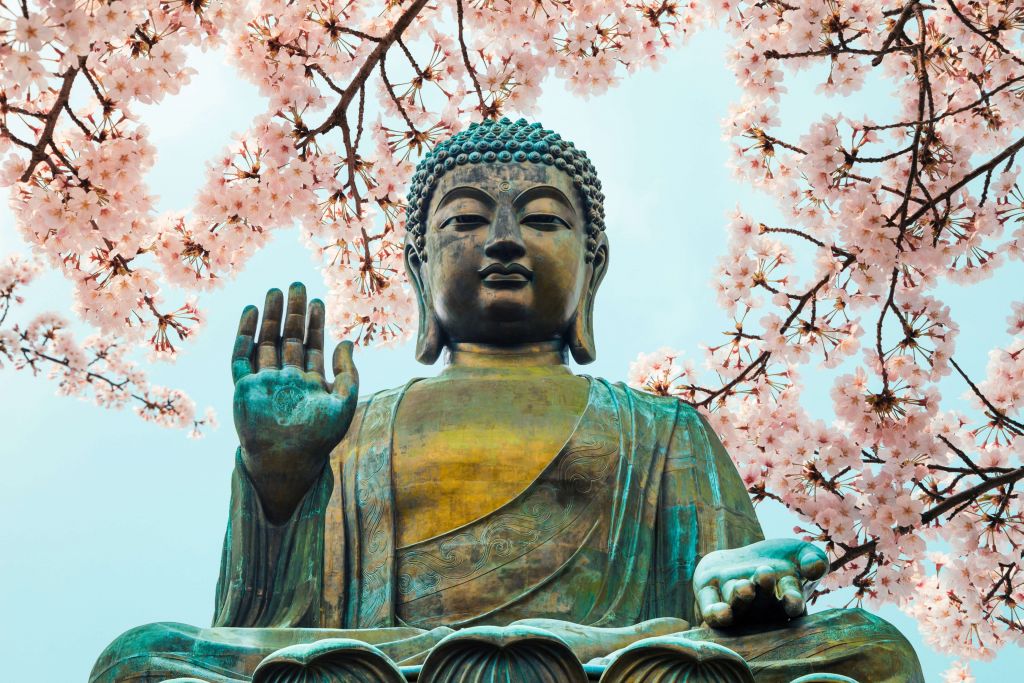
[484,205,526,261]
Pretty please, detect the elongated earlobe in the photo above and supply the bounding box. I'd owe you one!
[404,243,445,364]
[569,240,608,365]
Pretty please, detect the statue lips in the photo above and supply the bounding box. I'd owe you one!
[478,262,533,289]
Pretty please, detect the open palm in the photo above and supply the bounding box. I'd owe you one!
[231,283,358,522]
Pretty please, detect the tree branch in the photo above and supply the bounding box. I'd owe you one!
[18,57,85,183]
[832,466,1024,572]
[304,0,429,140]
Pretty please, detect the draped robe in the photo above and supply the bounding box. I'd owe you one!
[90,379,922,682]
[214,378,763,631]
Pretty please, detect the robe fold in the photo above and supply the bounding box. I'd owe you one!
[213,378,764,631]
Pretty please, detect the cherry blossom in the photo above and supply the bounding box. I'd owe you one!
[3,0,1024,674]
[630,0,1024,673]
[0,254,212,435]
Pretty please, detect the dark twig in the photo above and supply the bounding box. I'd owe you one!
[456,0,486,114]
[18,57,85,182]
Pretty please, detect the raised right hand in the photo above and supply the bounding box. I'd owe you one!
[231,282,359,523]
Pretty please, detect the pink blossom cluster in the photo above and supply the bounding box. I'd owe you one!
[207,0,708,343]
[0,1,704,358]
[0,254,213,436]
[942,660,975,683]
[630,0,1024,673]
[2,1,243,368]
[3,0,707,389]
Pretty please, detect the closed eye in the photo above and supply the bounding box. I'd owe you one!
[522,213,571,231]
[440,214,489,230]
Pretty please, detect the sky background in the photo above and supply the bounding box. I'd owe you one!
[1,28,1020,681]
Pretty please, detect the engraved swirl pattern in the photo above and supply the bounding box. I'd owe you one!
[557,437,615,494]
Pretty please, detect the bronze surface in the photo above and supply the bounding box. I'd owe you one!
[90,127,923,683]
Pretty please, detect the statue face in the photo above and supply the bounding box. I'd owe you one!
[419,162,590,347]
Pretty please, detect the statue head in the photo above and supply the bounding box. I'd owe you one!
[404,117,609,365]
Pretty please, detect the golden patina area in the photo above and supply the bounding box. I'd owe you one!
[393,345,587,546]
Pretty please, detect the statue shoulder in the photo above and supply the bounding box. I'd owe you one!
[593,378,697,424]
[355,381,420,411]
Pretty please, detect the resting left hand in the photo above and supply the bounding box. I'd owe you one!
[692,538,829,629]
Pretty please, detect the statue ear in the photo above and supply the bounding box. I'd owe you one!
[568,235,608,365]
[404,242,445,365]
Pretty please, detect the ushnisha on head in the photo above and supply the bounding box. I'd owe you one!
[403,117,609,366]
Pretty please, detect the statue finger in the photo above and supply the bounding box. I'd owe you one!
[305,298,326,378]
[722,578,756,608]
[281,282,307,368]
[697,584,732,629]
[752,564,777,593]
[256,288,283,371]
[231,305,258,383]
[331,340,359,399]
[776,574,806,618]
[797,545,829,581]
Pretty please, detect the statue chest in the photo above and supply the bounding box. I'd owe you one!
[391,374,589,547]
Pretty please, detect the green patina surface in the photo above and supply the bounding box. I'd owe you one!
[90,119,923,683]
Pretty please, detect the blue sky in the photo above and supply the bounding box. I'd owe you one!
[0,28,1020,681]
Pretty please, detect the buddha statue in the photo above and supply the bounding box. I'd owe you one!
[91,118,923,683]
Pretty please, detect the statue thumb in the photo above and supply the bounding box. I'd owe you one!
[331,340,359,398]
